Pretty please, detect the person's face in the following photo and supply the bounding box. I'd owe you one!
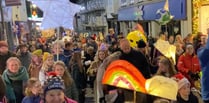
[46,57,54,67]
[0,46,8,54]
[20,47,28,53]
[7,60,20,73]
[158,62,168,73]
[120,41,131,54]
[98,51,106,60]
[54,65,65,77]
[185,45,194,55]
[45,89,65,103]
[179,84,191,97]
[31,81,42,95]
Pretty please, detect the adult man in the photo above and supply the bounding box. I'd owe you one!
[105,28,117,45]
[119,38,150,78]
[17,44,31,70]
[197,29,209,103]
[0,41,16,74]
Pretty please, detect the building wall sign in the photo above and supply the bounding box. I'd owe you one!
[118,0,186,21]
[5,0,21,6]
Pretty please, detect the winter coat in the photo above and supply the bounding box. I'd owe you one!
[120,48,151,79]
[39,96,77,103]
[177,53,201,74]
[0,51,16,74]
[65,81,79,101]
[22,95,41,103]
[17,52,31,70]
[177,93,198,103]
[28,63,42,79]
[197,37,209,101]
[2,67,29,103]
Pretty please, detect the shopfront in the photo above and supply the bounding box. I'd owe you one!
[192,0,209,35]
[118,0,186,36]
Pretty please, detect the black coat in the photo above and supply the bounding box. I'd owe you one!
[120,48,151,79]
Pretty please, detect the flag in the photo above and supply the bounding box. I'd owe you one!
[164,0,169,11]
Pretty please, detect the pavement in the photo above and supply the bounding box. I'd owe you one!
[85,87,95,103]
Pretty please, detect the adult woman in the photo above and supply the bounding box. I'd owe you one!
[39,52,54,85]
[177,43,201,87]
[53,61,78,101]
[2,57,29,103]
[69,52,86,103]
[87,49,108,102]
[40,74,77,103]
[156,56,177,77]
[22,78,42,103]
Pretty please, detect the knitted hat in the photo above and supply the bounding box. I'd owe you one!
[42,52,53,62]
[0,41,8,47]
[43,72,65,95]
[172,73,190,90]
[32,49,43,56]
[145,76,178,100]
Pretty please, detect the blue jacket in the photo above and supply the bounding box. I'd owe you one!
[197,37,209,101]
[22,95,41,103]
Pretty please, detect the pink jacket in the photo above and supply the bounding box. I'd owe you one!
[40,97,77,103]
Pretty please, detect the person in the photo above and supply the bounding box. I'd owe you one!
[2,57,29,103]
[17,44,31,70]
[69,52,86,103]
[156,56,177,77]
[0,41,16,74]
[87,49,108,103]
[39,52,54,85]
[105,28,117,45]
[28,49,43,78]
[197,32,209,103]
[53,61,79,101]
[22,78,42,103]
[40,73,77,103]
[119,38,150,78]
[172,73,200,103]
[177,43,201,87]
[0,76,6,103]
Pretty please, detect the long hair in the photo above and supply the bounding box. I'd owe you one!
[69,52,83,73]
[156,56,177,77]
[41,55,54,72]
[53,61,73,87]
[25,78,40,96]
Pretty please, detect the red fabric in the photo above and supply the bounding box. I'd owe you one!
[177,53,200,74]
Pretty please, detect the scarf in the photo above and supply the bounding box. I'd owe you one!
[2,66,29,102]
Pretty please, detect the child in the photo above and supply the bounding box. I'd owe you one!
[22,78,42,103]
[172,73,199,103]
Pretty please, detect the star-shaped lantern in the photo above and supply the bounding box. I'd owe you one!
[31,0,81,30]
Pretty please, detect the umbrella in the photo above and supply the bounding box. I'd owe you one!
[31,0,81,30]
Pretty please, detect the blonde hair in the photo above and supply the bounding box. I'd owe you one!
[41,55,54,72]
[53,61,73,86]
[25,78,40,96]
[6,57,21,67]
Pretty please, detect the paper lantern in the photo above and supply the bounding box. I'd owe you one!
[155,9,173,25]
[126,30,147,48]
[102,60,146,93]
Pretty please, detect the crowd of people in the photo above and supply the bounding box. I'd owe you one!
[0,27,208,103]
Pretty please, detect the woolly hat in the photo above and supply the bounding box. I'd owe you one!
[43,72,65,95]
[42,52,53,62]
[0,41,8,47]
[172,73,190,90]
[32,49,43,56]
[145,76,178,101]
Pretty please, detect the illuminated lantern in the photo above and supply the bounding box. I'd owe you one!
[102,60,147,93]
[126,30,147,48]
